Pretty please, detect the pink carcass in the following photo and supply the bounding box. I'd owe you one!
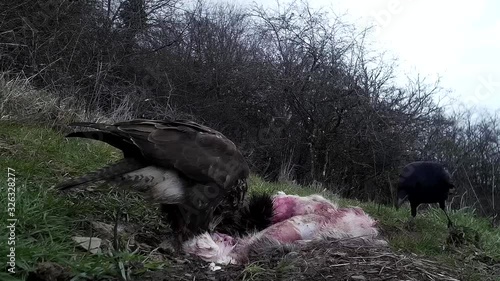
[183,191,387,265]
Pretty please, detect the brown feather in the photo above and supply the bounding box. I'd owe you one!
[56,119,250,241]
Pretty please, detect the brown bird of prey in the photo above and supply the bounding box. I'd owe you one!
[55,119,250,243]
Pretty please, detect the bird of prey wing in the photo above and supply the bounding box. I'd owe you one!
[57,119,249,190]
[55,119,251,243]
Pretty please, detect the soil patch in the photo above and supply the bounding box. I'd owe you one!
[25,220,493,281]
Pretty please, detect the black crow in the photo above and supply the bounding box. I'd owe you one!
[396,161,456,228]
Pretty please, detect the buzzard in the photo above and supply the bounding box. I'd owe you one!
[55,119,250,242]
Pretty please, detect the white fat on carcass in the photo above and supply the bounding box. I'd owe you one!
[271,192,339,224]
[183,232,237,265]
[183,193,387,265]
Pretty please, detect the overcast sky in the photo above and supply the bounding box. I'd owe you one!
[217,0,500,114]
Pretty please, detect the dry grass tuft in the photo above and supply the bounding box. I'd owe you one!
[0,73,144,129]
[239,238,463,281]
[0,73,88,126]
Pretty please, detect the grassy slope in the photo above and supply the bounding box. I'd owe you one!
[0,121,499,281]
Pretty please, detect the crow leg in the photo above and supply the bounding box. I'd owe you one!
[439,201,453,228]
[405,202,418,230]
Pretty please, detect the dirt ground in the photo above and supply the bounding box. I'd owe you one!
[144,241,464,281]
[25,217,500,281]
[26,224,472,281]
[27,241,465,281]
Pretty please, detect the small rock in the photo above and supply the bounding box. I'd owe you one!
[159,240,176,255]
[72,237,102,254]
[209,262,222,271]
[351,275,366,280]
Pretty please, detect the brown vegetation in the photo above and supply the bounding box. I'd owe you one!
[1,0,499,222]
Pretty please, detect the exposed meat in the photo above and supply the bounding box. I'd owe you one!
[183,191,387,265]
[271,192,339,223]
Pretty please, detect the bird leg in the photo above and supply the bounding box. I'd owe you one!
[445,212,453,228]
[404,202,418,231]
[405,216,416,231]
[439,201,453,228]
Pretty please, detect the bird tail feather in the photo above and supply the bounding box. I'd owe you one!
[55,158,145,190]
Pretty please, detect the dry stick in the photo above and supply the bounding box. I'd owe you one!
[86,221,95,254]
[462,165,488,217]
[491,162,496,213]
[114,205,130,281]
[113,208,123,281]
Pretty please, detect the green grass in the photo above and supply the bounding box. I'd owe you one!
[249,176,500,280]
[0,121,166,281]
[1,120,499,280]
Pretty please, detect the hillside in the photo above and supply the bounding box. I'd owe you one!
[0,121,499,281]
[3,0,500,221]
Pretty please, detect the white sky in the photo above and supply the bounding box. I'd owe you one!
[218,0,500,114]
